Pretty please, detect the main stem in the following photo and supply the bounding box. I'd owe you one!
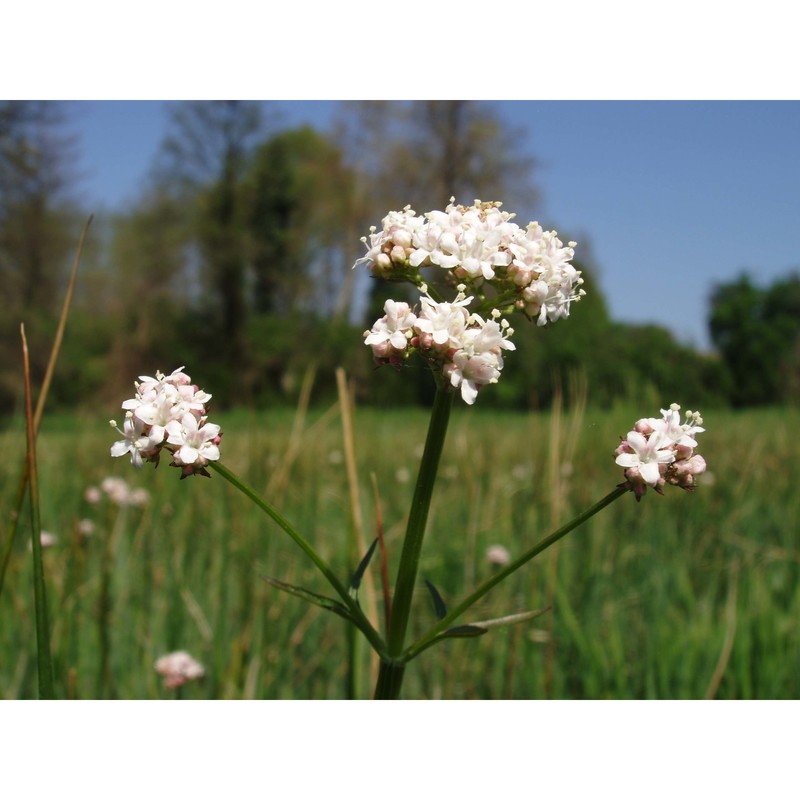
[375,384,454,698]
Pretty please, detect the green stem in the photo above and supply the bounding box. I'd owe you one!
[406,485,628,660]
[374,658,406,700]
[376,384,453,698]
[208,460,385,656]
[22,325,54,699]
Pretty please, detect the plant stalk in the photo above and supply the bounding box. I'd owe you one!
[375,384,454,698]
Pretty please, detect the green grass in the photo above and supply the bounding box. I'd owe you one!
[1,403,799,699]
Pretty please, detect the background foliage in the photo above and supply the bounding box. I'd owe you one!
[2,100,796,418]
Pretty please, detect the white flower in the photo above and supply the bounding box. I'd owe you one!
[486,544,511,567]
[651,404,705,448]
[414,292,472,347]
[364,300,417,351]
[445,350,502,405]
[615,403,708,498]
[110,415,161,468]
[84,486,102,504]
[29,531,58,550]
[615,430,676,486]
[112,368,221,477]
[154,651,205,690]
[166,413,221,467]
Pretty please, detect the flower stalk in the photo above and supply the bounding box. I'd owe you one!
[375,383,454,698]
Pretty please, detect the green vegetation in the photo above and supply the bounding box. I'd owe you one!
[2,403,797,699]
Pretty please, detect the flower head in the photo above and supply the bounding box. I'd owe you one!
[355,200,583,404]
[154,651,205,690]
[615,404,707,500]
[111,368,221,478]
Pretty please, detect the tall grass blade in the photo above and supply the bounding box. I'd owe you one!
[21,324,55,699]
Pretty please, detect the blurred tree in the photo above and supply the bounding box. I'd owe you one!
[158,101,263,370]
[709,272,800,406]
[334,101,537,214]
[101,187,191,396]
[0,101,79,315]
[245,126,358,316]
[0,101,83,413]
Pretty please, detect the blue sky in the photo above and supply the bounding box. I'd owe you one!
[63,100,800,351]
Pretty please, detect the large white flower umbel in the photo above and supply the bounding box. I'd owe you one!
[357,199,583,405]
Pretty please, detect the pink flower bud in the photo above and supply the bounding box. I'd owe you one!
[390,245,407,264]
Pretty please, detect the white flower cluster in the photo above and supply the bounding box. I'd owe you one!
[364,286,516,404]
[85,477,150,507]
[356,199,585,326]
[614,404,707,500]
[154,650,205,690]
[110,367,221,478]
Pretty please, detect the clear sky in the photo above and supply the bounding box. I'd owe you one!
[62,99,800,352]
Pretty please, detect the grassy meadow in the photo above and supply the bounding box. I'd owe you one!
[1,398,799,700]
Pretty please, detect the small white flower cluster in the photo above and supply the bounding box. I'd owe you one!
[154,650,205,690]
[110,367,221,479]
[356,199,585,326]
[364,286,516,404]
[85,477,150,507]
[485,544,512,567]
[29,531,58,551]
[614,404,707,500]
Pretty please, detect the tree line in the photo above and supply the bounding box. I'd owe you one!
[1,100,798,415]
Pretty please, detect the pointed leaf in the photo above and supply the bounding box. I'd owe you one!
[262,575,352,620]
[349,538,378,596]
[440,624,488,639]
[466,606,551,631]
[424,579,448,620]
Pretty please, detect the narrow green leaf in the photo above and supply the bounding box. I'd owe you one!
[424,579,447,620]
[262,575,352,620]
[349,538,378,594]
[466,606,551,631]
[440,624,488,638]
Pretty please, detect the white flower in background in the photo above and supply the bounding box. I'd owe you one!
[84,486,102,504]
[154,651,205,690]
[615,404,708,500]
[29,531,58,550]
[111,368,221,478]
[485,544,512,567]
[92,477,150,507]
